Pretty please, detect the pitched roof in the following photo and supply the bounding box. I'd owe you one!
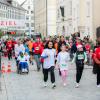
[0,0,11,5]
[0,0,26,11]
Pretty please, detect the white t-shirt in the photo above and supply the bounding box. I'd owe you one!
[41,48,56,69]
[17,56,26,62]
[57,51,70,70]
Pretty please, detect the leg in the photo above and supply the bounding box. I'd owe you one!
[76,64,84,83]
[37,55,41,70]
[43,69,48,82]
[34,55,41,71]
[41,63,44,74]
[61,70,68,85]
[61,70,65,83]
[50,66,55,83]
[97,66,100,85]
[8,51,10,60]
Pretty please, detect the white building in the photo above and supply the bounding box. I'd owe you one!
[21,0,34,35]
[56,0,73,36]
[34,0,57,36]
[0,0,26,34]
[57,0,93,39]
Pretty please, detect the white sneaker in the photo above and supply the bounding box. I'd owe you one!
[75,83,80,88]
[52,83,56,89]
[25,69,28,72]
[97,85,100,88]
[44,82,47,87]
[22,69,24,72]
[63,83,67,86]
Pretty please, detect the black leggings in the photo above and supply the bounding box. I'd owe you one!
[97,66,100,85]
[8,50,12,60]
[43,66,55,83]
[76,64,84,83]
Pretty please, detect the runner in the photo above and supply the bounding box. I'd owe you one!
[72,45,87,88]
[41,41,56,89]
[57,45,70,86]
[93,37,100,87]
[6,39,13,60]
[33,37,43,71]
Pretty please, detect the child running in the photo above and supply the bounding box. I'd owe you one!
[57,45,70,86]
[41,41,56,89]
[72,45,87,88]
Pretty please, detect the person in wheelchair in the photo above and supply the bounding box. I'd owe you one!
[17,52,29,73]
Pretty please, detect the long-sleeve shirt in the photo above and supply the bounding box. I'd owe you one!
[57,51,70,70]
[41,48,56,69]
[72,51,87,63]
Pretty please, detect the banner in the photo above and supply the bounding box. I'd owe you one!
[0,20,25,28]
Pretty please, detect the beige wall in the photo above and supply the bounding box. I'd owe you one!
[34,0,56,36]
[93,0,100,38]
[34,0,46,36]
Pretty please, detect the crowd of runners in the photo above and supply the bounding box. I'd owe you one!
[0,35,100,89]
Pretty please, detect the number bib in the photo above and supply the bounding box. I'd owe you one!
[77,54,84,60]
[60,62,67,69]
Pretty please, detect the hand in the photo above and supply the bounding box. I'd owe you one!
[46,53,50,57]
[55,64,59,69]
[71,62,74,65]
[84,61,87,64]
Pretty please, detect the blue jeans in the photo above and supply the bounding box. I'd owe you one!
[34,54,41,70]
[19,62,28,70]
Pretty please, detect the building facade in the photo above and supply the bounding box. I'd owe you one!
[57,0,93,39]
[34,0,57,36]
[0,0,26,34]
[21,0,34,35]
[92,0,100,38]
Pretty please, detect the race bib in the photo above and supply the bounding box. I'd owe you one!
[9,44,11,47]
[35,47,39,50]
[60,63,67,68]
[77,54,84,60]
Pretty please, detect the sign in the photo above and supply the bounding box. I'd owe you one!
[0,20,25,28]
[0,21,16,26]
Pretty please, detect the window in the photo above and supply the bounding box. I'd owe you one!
[86,2,90,17]
[31,30,34,32]
[27,11,29,14]
[31,11,33,14]
[69,1,72,16]
[28,6,30,9]
[31,23,34,27]
[26,23,29,27]
[57,9,60,18]
[31,16,34,20]
[26,16,29,20]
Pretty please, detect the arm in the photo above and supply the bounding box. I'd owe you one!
[56,53,60,68]
[94,56,100,64]
[67,53,70,61]
[72,53,76,63]
[84,52,87,63]
[57,54,60,64]
[41,50,48,59]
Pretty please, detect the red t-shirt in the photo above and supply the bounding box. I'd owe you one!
[95,47,100,60]
[33,42,43,54]
[6,41,13,51]
[85,44,91,53]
